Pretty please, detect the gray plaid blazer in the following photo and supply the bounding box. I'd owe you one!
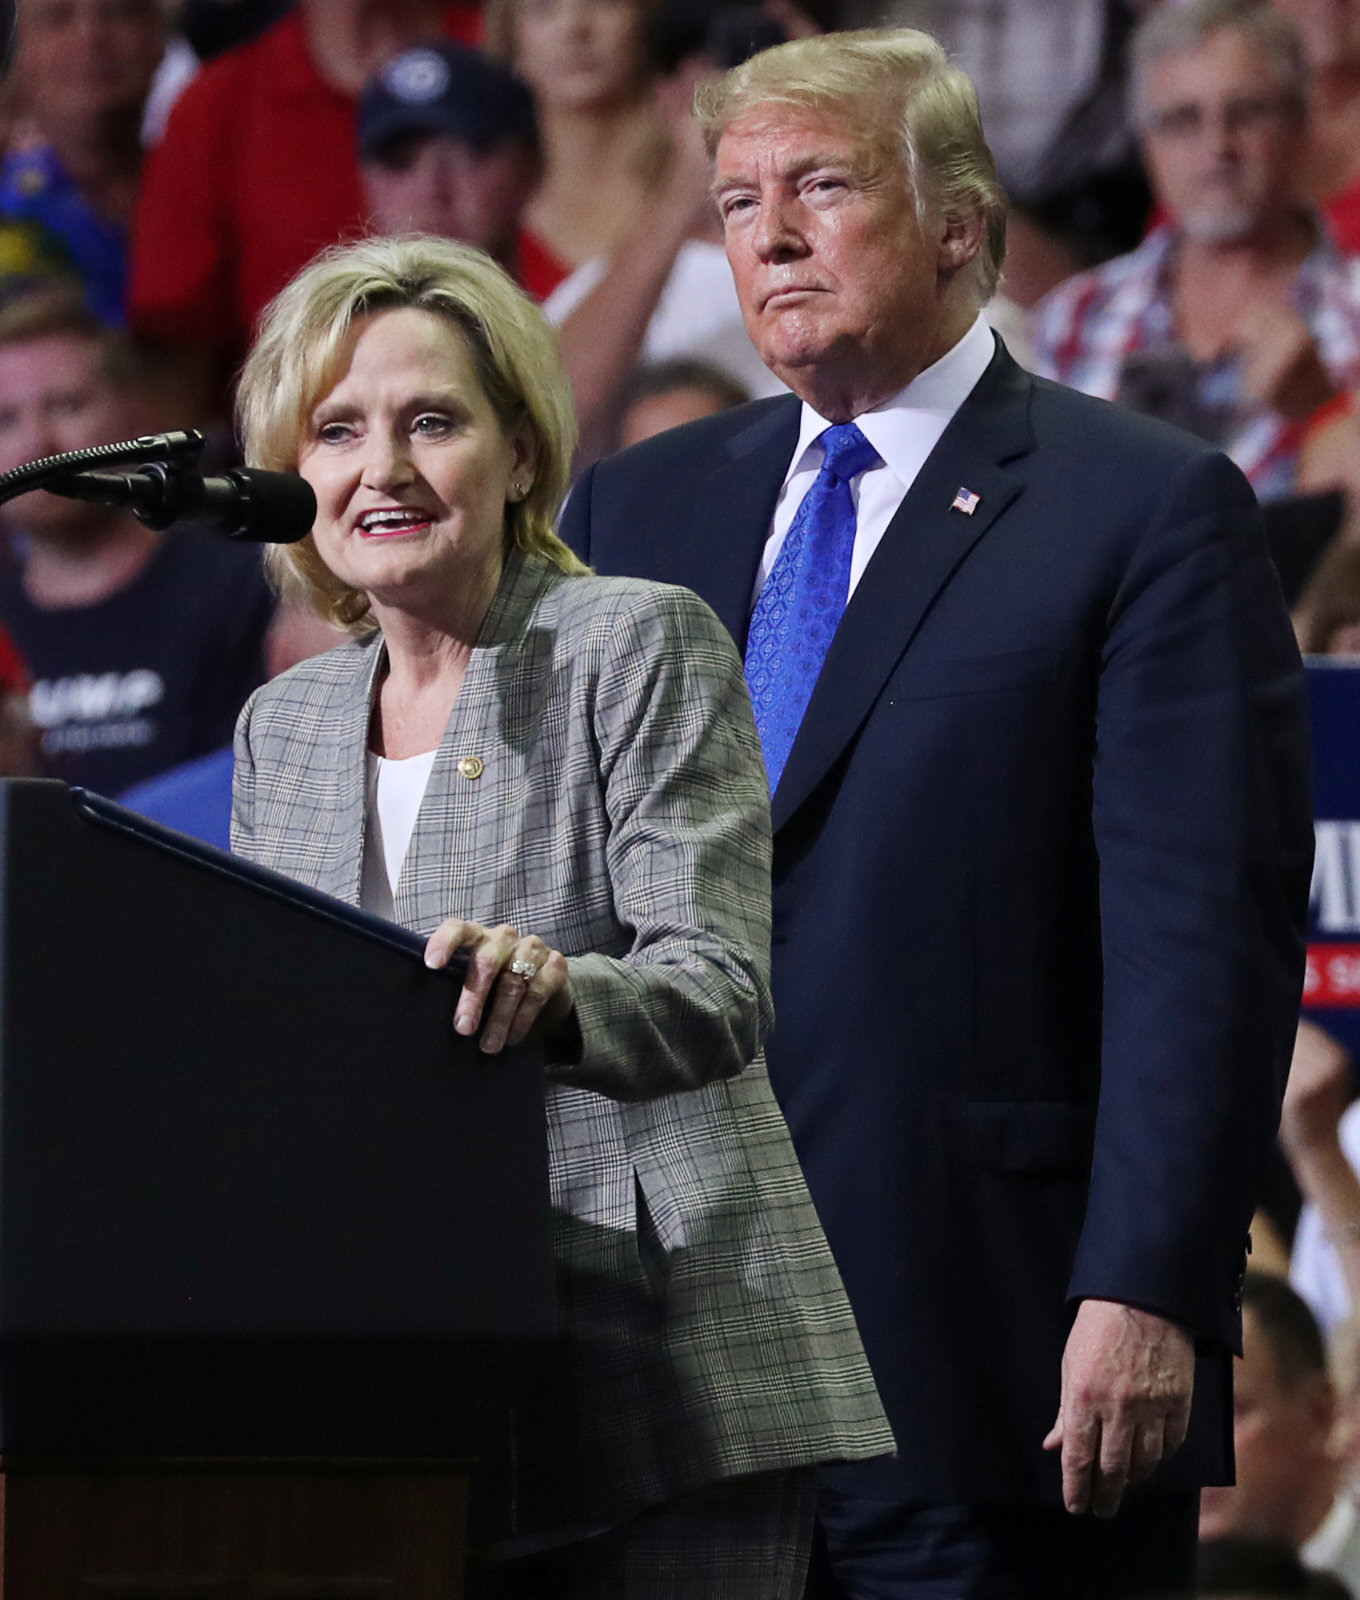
[232,550,891,1531]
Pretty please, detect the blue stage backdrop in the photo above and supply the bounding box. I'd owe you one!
[1305,659,1360,1059]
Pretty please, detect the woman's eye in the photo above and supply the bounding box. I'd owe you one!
[413,413,453,437]
[314,421,353,445]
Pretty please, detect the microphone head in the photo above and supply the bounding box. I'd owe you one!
[222,468,317,544]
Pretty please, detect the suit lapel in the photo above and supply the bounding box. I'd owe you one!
[771,349,1037,834]
[666,398,801,650]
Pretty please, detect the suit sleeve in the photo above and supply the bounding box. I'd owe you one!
[558,462,595,566]
[229,684,263,858]
[550,584,777,1102]
[1068,448,1313,1350]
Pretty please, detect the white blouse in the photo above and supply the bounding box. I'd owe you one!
[359,748,438,919]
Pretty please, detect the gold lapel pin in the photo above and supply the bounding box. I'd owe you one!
[457,756,485,781]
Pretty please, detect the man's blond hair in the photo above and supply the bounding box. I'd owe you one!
[695,29,1006,302]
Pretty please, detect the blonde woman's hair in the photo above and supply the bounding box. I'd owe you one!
[237,234,585,633]
[695,29,1007,303]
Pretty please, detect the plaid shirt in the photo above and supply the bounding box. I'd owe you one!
[1032,222,1360,500]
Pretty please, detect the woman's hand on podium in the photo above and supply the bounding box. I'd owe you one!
[425,919,574,1054]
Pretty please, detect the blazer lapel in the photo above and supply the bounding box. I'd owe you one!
[771,349,1037,834]
[667,398,801,650]
[314,636,384,906]
[394,551,557,935]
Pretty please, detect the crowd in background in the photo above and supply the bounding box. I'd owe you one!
[2,0,1360,1592]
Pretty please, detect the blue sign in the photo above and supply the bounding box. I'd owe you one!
[1304,659,1360,1058]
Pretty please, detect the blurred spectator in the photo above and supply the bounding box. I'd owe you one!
[1270,0,1360,254]
[1033,0,1360,503]
[178,0,297,59]
[1200,1273,1360,1592]
[358,41,540,281]
[1293,540,1360,654]
[1332,1316,1360,1498]
[857,2,1160,308]
[0,287,273,795]
[616,357,749,448]
[1261,483,1348,608]
[120,602,344,847]
[128,0,482,421]
[0,0,166,324]
[541,14,791,463]
[1006,1,1157,284]
[488,0,671,297]
[1198,1537,1354,1596]
[0,619,36,777]
[838,0,1109,192]
[1286,1021,1360,1336]
[140,0,300,148]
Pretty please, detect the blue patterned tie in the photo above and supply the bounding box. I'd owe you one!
[746,423,882,791]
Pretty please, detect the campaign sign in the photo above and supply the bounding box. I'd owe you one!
[1304,659,1360,1058]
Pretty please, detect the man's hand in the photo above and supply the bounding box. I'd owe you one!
[1234,298,1338,421]
[655,62,723,237]
[1043,1299,1194,1518]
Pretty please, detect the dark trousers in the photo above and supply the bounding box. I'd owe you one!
[468,1467,818,1600]
[807,1476,1201,1600]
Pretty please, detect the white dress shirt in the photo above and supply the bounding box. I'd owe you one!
[754,313,996,609]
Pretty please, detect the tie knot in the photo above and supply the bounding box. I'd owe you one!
[818,422,880,485]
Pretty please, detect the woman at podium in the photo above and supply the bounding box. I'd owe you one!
[228,234,891,1597]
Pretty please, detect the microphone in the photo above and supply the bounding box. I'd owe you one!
[43,462,316,544]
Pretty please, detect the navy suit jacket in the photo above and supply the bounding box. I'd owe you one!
[561,342,1314,1504]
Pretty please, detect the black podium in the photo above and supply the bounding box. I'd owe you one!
[0,779,554,1597]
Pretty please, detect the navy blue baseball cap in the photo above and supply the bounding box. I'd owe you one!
[359,41,539,162]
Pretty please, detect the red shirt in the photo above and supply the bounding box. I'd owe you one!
[129,6,481,368]
[516,227,572,302]
[1325,180,1360,257]
[0,619,28,696]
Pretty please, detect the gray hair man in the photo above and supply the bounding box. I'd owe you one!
[563,25,1312,1599]
[1034,0,1360,502]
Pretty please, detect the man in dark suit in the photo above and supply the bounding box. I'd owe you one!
[561,27,1313,1598]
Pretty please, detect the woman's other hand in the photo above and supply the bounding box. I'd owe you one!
[425,920,574,1053]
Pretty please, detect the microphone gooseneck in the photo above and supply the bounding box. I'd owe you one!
[0,430,316,544]
[0,431,206,501]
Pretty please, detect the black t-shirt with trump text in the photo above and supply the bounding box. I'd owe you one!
[0,530,274,797]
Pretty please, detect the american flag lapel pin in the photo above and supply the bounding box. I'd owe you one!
[950,487,981,516]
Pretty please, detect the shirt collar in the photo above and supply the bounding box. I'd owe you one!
[786,312,997,486]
